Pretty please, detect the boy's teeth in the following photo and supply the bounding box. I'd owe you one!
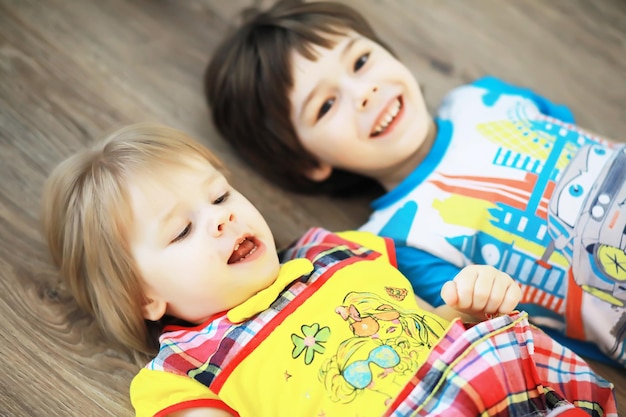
[372,98,401,136]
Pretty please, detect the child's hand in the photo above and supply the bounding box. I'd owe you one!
[440,265,521,316]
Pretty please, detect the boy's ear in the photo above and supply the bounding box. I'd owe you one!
[142,297,167,321]
[305,162,333,182]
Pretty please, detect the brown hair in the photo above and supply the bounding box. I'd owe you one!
[41,124,224,357]
[205,0,387,196]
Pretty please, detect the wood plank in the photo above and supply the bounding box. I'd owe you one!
[1,0,624,415]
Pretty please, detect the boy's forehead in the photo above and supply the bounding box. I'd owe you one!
[301,30,361,61]
[291,31,358,75]
[289,31,364,106]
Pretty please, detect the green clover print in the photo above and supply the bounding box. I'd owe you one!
[291,323,330,365]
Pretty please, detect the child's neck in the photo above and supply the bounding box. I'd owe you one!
[379,117,437,191]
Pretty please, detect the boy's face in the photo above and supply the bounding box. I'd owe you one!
[128,157,280,324]
[289,32,432,186]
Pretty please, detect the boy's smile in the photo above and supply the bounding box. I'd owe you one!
[289,31,435,190]
[127,157,280,324]
[370,96,403,138]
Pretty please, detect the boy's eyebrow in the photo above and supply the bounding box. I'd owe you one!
[298,36,360,119]
[340,36,360,60]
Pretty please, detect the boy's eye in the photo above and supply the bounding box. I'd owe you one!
[172,223,191,243]
[354,53,370,72]
[213,191,230,204]
[317,98,335,120]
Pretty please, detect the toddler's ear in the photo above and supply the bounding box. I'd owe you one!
[306,162,333,182]
[142,297,167,321]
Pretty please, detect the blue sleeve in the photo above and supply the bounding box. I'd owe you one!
[471,75,575,123]
[395,244,462,307]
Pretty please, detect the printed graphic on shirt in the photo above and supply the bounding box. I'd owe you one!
[427,117,626,359]
[546,144,626,308]
[309,290,446,407]
[291,323,330,365]
[365,85,626,363]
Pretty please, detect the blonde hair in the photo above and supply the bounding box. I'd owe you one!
[41,124,224,357]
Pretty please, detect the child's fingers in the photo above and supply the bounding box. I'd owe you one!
[497,282,522,313]
[454,265,501,311]
[470,269,498,312]
[483,271,510,313]
[450,267,478,310]
[440,280,459,308]
[446,266,521,315]
[484,273,522,314]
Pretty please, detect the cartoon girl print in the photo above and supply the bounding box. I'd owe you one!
[319,337,401,404]
[319,291,447,405]
[335,291,446,347]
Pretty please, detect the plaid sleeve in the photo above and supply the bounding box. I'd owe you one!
[386,312,617,417]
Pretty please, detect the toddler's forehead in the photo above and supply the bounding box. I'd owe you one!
[129,156,219,189]
[142,154,218,174]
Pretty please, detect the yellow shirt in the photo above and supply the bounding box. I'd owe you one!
[131,230,449,417]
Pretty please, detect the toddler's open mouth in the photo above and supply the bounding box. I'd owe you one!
[228,236,259,264]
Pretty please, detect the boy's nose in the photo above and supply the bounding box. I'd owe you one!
[358,86,378,110]
[213,213,234,237]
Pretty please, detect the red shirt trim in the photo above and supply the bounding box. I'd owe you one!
[155,398,239,417]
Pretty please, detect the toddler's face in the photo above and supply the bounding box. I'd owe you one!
[127,157,280,324]
[289,31,432,184]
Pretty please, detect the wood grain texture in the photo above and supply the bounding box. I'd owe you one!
[0,0,624,415]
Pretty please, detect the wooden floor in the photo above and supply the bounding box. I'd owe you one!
[1,0,625,415]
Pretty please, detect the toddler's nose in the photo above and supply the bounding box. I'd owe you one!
[213,213,234,237]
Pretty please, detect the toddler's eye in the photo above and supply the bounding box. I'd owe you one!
[317,98,335,120]
[354,53,370,71]
[213,191,230,204]
[172,223,191,243]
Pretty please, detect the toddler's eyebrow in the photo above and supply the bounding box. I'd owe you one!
[158,201,179,229]
[157,169,223,227]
